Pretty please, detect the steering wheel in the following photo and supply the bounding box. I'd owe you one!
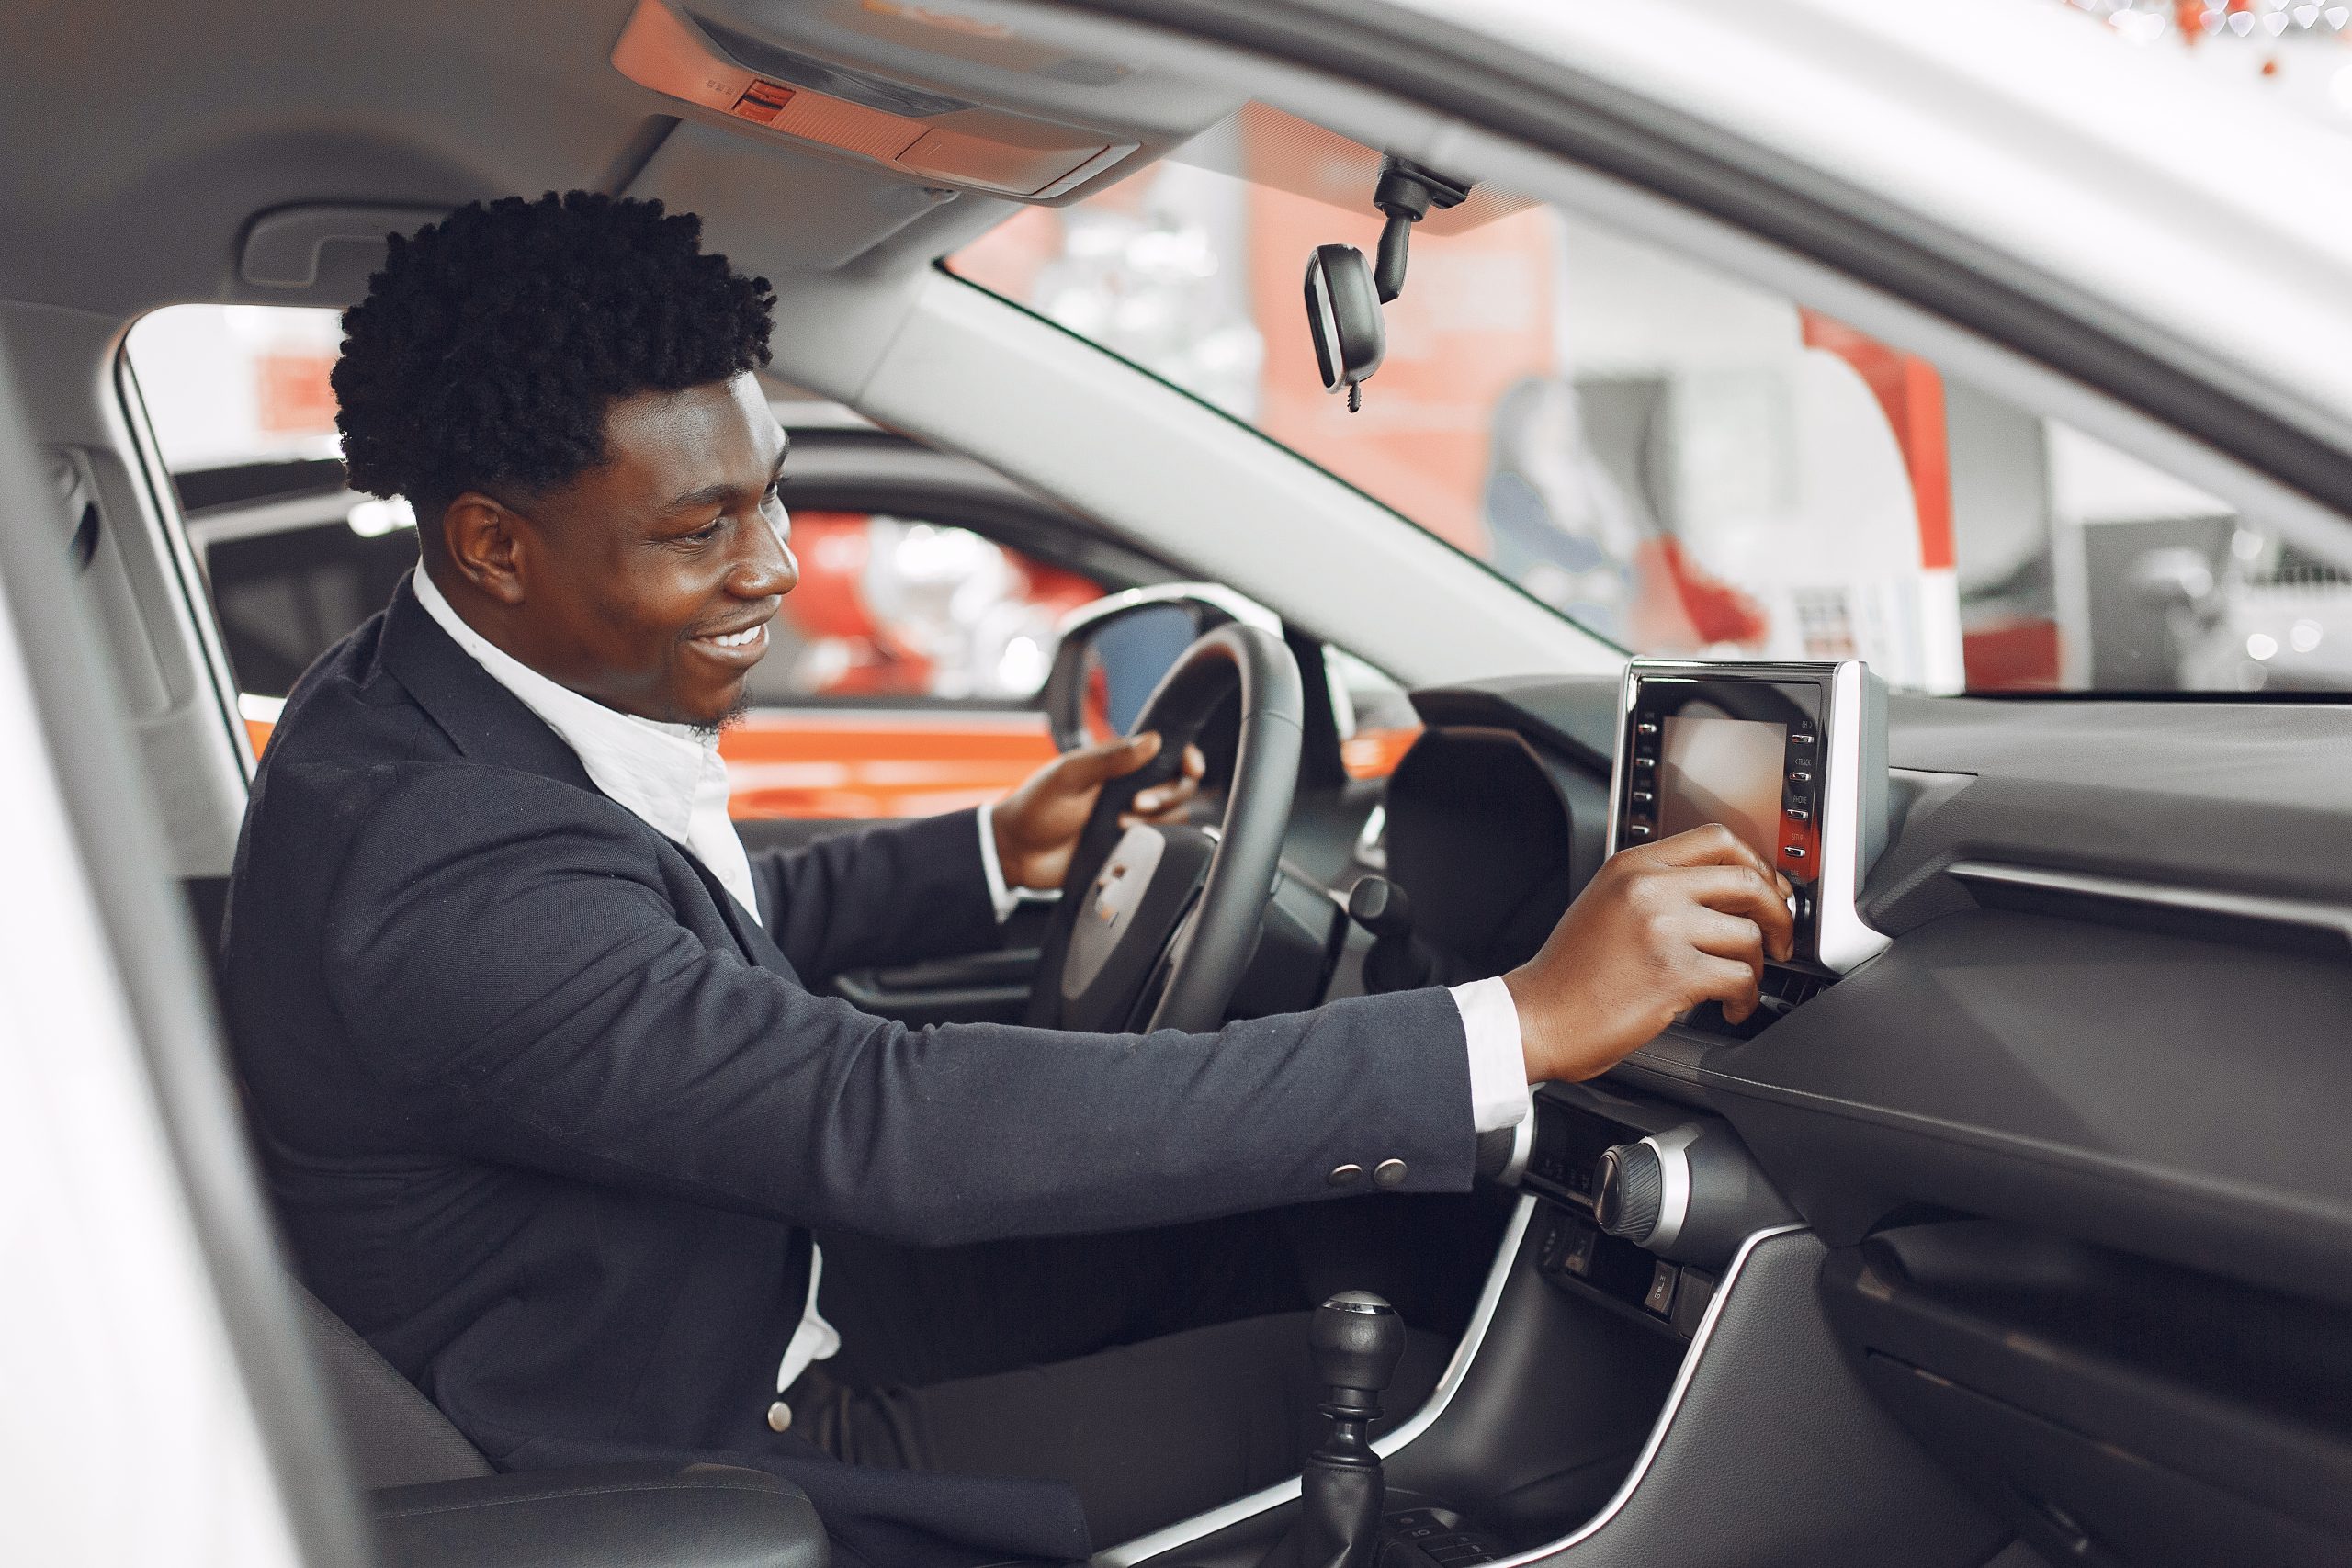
[1024,624,1304,1034]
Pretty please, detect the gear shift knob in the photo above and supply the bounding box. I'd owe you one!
[1264,1292,1407,1568]
[1311,1291,1406,1416]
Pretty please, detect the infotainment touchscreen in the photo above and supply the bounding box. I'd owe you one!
[1609,659,1889,976]
[1656,713,1787,863]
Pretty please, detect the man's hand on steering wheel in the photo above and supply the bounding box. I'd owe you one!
[1505,824,1796,1085]
[992,731,1209,892]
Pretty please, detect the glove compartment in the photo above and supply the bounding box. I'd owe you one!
[1822,1220,2352,1566]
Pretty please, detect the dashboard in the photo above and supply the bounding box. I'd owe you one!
[1352,666,2352,1564]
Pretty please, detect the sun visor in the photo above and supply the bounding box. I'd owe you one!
[621,120,957,273]
[611,0,1145,200]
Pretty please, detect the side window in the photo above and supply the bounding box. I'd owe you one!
[124,303,1131,818]
[1325,646,1420,781]
[749,510,1102,707]
[725,509,1112,821]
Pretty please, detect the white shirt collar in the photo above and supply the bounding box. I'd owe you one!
[410,568,763,925]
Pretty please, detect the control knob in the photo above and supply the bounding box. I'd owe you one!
[1592,1140,1666,1243]
[1585,1122,1798,1264]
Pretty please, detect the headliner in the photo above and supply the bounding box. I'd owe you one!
[0,0,1212,321]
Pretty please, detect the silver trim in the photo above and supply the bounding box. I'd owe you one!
[1600,666,1635,857]
[1636,1127,1698,1252]
[1092,1195,1539,1568]
[1476,1224,1809,1568]
[1354,802,1388,871]
[1946,861,2352,944]
[1814,661,1892,973]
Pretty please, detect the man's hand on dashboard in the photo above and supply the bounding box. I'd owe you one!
[1503,824,1795,1084]
[992,731,1208,892]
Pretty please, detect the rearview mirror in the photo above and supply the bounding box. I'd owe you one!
[1303,243,1385,411]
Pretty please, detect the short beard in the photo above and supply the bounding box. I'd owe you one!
[691,693,752,743]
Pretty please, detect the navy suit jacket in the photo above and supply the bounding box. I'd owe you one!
[221,578,1476,1568]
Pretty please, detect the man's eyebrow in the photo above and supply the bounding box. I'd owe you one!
[662,444,789,513]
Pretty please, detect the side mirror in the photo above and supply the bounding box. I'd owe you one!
[1304,244,1385,411]
[1041,585,1282,752]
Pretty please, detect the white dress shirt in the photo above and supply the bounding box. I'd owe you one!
[410,567,1528,1427]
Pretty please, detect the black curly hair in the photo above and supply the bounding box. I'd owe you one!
[334,191,775,547]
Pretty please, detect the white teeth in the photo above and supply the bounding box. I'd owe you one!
[705,625,764,649]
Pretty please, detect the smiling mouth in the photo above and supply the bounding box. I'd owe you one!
[695,623,768,650]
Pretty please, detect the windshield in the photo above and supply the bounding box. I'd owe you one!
[953,96,2352,697]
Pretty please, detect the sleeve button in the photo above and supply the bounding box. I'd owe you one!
[1327,1163,1365,1187]
[1374,1159,1408,1188]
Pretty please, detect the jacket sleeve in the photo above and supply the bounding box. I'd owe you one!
[322,770,1478,1248]
[749,808,1000,978]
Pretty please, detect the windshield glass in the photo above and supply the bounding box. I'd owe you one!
[953,95,2352,697]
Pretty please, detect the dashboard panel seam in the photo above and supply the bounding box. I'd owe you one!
[1698,1071,2352,1233]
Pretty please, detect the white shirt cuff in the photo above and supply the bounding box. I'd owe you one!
[1451,976,1532,1134]
[976,802,1060,924]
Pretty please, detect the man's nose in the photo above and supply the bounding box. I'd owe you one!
[732,509,798,597]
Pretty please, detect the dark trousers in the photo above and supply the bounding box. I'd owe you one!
[797,1215,1452,1548]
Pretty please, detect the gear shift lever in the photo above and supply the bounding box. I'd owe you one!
[1282,1292,1407,1568]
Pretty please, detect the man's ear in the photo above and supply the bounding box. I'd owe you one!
[440,492,531,606]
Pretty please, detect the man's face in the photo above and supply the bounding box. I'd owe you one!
[497,374,797,728]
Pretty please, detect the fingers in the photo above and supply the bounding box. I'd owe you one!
[1128,745,1205,818]
[1636,822,1792,897]
[1686,908,1765,1022]
[1057,729,1163,787]
[1690,953,1765,1025]
[1656,863,1796,964]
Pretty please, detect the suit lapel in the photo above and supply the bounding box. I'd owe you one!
[376,574,796,978]
[681,852,802,982]
[376,575,601,792]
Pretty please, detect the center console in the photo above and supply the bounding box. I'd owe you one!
[1519,1082,1796,1341]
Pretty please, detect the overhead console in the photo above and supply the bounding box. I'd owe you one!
[1609,660,1891,1027]
[611,0,1199,199]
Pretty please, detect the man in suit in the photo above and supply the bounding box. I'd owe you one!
[222,192,1792,1568]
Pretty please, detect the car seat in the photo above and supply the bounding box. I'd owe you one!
[298,1286,828,1568]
